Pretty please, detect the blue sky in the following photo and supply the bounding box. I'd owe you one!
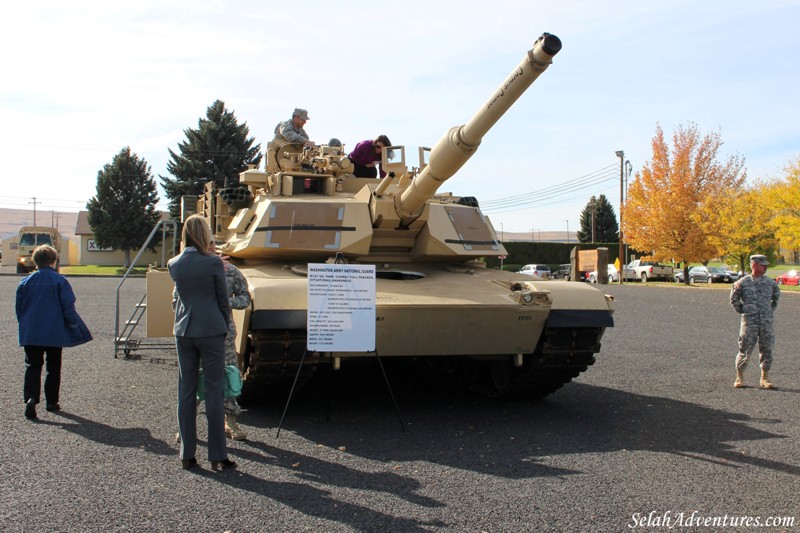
[1,0,798,233]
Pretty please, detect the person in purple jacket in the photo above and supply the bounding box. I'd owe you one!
[348,135,392,178]
[16,245,92,420]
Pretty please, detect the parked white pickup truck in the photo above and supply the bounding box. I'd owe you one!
[622,260,674,282]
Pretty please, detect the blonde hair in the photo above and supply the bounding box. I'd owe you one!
[182,214,212,256]
[32,244,59,268]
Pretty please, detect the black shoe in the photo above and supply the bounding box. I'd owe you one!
[211,458,237,470]
[46,403,60,412]
[25,399,37,420]
[181,458,198,470]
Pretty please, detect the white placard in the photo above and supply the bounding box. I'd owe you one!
[87,239,113,252]
[307,263,376,352]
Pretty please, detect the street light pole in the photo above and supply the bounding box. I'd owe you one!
[564,219,569,244]
[615,150,625,284]
[624,160,632,263]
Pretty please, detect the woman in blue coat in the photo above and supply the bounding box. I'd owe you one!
[16,245,92,420]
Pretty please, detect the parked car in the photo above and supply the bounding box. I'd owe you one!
[588,264,619,284]
[687,265,734,284]
[674,269,685,283]
[552,264,571,280]
[722,268,741,281]
[517,264,551,279]
[775,270,800,285]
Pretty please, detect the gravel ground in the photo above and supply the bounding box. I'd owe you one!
[1,272,799,532]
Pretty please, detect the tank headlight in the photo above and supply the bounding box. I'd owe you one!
[522,293,534,304]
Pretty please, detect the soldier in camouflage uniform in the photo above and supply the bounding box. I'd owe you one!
[730,254,780,389]
[273,108,314,147]
[221,258,251,440]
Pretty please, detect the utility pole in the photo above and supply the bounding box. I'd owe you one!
[615,150,625,284]
[564,220,569,244]
[29,197,40,226]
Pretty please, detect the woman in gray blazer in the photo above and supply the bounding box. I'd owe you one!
[168,214,235,470]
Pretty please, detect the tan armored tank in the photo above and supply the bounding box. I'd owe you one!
[191,33,614,400]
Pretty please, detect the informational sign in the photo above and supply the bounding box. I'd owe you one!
[578,250,598,272]
[307,263,376,352]
[87,239,113,252]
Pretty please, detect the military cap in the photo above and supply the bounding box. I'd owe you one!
[293,108,310,120]
[750,254,769,266]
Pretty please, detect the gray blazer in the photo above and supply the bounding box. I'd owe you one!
[168,248,231,337]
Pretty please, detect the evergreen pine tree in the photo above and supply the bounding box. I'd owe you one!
[87,147,162,267]
[577,194,619,243]
[160,100,262,221]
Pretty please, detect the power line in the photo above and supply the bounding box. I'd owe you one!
[481,164,619,213]
[480,164,618,207]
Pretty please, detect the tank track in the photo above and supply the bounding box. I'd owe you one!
[240,326,603,403]
[239,330,317,404]
[420,326,602,399]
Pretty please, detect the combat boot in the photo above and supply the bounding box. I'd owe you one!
[733,370,744,388]
[225,414,247,440]
[759,370,775,389]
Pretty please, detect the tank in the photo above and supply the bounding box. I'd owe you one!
[16,226,62,273]
[191,33,614,400]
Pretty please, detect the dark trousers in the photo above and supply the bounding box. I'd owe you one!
[352,162,378,178]
[24,345,63,405]
[176,335,227,461]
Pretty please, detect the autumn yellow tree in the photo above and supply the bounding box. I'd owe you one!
[763,158,800,254]
[623,123,746,282]
[706,185,777,273]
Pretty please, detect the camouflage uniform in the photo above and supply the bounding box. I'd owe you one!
[273,119,310,144]
[223,261,251,415]
[730,273,780,371]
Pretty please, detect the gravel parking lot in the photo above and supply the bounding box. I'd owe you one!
[2,274,798,532]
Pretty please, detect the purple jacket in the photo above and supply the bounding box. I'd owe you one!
[348,140,386,178]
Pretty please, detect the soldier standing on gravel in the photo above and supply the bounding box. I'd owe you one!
[730,254,780,389]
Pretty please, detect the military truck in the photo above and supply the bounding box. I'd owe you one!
[16,226,62,273]
[162,33,615,401]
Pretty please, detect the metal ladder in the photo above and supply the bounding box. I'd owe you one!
[114,220,178,359]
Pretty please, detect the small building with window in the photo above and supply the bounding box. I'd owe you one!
[74,211,174,266]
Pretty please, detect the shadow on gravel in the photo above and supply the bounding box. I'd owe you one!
[239,438,444,508]
[52,411,174,456]
[188,466,447,533]
[241,366,797,480]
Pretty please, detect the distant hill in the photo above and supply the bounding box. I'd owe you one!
[0,208,79,242]
[499,231,576,243]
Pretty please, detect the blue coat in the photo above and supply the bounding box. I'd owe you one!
[16,266,92,347]
[168,248,231,337]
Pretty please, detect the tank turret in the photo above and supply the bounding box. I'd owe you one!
[197,34,561,265]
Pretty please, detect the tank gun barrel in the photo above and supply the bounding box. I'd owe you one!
[396,33,562,225]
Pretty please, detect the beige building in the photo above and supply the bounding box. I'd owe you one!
[75,211,175,266]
